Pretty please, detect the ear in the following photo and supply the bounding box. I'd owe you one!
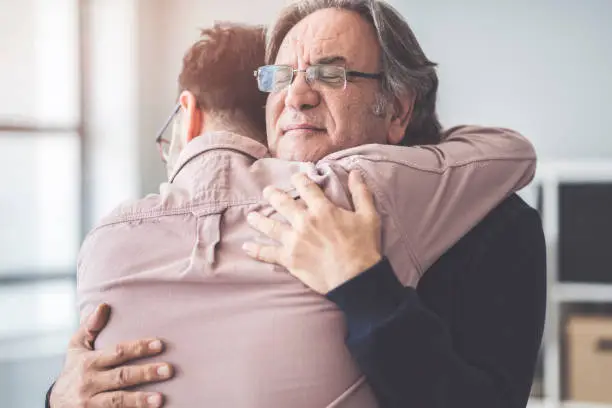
[387,93,415,145]
[179,90,204,143]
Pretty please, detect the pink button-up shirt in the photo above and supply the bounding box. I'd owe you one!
[78,126,536,407]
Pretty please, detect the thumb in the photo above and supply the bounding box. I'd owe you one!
[70,304,111,350]
[348,170,376,215]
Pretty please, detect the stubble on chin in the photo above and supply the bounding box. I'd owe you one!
[272,137,331,162]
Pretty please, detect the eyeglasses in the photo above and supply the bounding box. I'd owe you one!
[254,64,382,93]
[155,103,181,163]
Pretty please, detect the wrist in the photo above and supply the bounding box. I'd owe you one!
[327,252,382,292]
[327,257,409,338]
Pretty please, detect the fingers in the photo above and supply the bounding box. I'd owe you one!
[87,303,112,333]
[87,391,164,408]
[93,363,174,394]
[242,242,282,265]
[291,173,331,212]
[246,212,291,242]
[71,304,111,350]
[348,170,377,216]
[95,339,165,369]
[262,186,303,225]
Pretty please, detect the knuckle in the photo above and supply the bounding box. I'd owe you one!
[114,344,125,359]
[294,216,307,232]
[81,372,95,393]
[361,209,378,224]
[305,211,324,227]
[302,213,315,226]
[110,392,124,408]
[78,392,92,408]
[133,393,148,408]
[133,341,146,356]
[370,214,382,227]
[83,355,97,371]
[116,367,131,387]
[318,202,334,217]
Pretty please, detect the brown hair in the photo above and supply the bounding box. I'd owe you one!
[267,0,442,146]
[179,22,267,137]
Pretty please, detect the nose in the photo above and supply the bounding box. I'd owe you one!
[284,71,320,112]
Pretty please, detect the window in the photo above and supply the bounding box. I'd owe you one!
[0,0,81,405]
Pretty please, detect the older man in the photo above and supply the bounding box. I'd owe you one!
[245,1,546,407]
[47,1,545,408]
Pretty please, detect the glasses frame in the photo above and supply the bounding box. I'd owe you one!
[254,64,383,93]
[155,103,181,163]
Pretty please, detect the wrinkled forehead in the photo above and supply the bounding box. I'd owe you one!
[274,8,381,71]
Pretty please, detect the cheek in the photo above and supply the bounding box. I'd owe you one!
[265,93,284,144]
[327,92,367,141]
[331,91,386,146]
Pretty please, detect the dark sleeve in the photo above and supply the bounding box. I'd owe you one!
[327,209,546,408]
[45,383,54,407]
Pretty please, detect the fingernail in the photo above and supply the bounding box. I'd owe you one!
[86,305,101,325]
[146,394,162,407]
[149,340,162,352]
[157,364,171,378]
[247,212,258,224]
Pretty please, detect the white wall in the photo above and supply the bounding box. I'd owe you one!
[84,0,141,225]
[388,0,612,160]
[135,0,612,194]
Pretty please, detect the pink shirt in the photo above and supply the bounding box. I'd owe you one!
[78,126,536,407]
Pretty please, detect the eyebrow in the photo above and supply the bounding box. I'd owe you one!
[314,55,347,65]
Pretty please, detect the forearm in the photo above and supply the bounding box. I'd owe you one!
[350,126,536,276]
[328,260,506,407]
[327,211,546,408]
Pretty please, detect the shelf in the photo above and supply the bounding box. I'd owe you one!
[536,161,612,183]
[551,283,612,303]
[529,399,612,408]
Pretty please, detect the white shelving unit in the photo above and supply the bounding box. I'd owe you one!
[528,399,612,408]
[532,160,612,408]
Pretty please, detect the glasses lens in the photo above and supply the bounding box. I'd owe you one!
[258,65,292,93]
[157,138,170,163]
[313,65,346,88]
[155,104,180,164]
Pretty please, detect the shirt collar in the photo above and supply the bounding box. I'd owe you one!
[168,131,269,183]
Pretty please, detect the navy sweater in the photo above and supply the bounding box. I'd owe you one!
[327,194,546,408]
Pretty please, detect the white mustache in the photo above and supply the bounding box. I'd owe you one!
[281,111,324,129]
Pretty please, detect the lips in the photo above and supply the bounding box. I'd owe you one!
[282,124,325,134]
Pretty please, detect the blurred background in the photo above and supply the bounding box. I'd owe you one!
[0,0,611,407]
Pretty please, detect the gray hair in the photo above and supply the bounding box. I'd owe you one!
[267,0,442,146]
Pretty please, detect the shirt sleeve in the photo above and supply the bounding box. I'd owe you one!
[323,125,536,284]
[327,202,546,408]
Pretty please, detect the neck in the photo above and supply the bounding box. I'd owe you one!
[205,113,266,145]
